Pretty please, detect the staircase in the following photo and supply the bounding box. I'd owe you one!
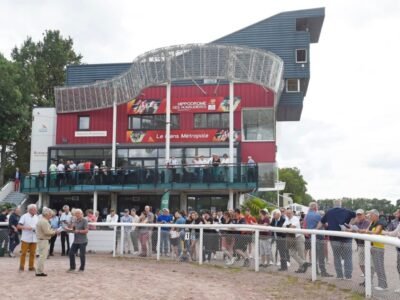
[2,191,28,207]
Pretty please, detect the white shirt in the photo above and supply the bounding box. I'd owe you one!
[168,158,178,168]
[283,215,302,237]
[106,214,119,223]
[57,163,65,172]
[60,212,72,231]
[18,213,39,243]
[221,157,230,165]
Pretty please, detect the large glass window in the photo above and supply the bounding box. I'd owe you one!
[242,109,274,141]
[128,115,179,130]
[194,113,229,128]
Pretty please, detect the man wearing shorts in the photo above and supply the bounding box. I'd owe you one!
[258,209,272,267]
[232,209,250,267]
[351,209,370,278]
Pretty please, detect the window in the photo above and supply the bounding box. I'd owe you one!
[78,116,90,130]
[128,115,179,130]
[242,109,274,141]
[296,49,307,63]
[286,79,300,93]
[194,113,229,128]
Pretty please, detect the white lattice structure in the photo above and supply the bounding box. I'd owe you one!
[55,44,284,113]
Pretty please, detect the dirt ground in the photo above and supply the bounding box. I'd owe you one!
[0,254,360,300]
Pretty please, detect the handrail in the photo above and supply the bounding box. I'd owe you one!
[1,221,399,248]
[55,44,284,113]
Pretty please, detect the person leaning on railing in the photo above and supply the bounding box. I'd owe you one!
[382,209,400,294]
[270,209,289,271]
[359,209,388,291]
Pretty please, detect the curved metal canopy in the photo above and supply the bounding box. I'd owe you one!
[55,44,284,113]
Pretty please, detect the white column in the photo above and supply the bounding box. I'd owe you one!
[165,82,171,163]
[199,228,204,265]
[229,81,234,182]
[228,190,234,210]
[156,226,161,261]
[311,234,317,281]
[38,192,43,209]
[364,241,372,298]
[111,99,117,170]
[276,166,279,207]
[93,191,98,213]
[254,230,260,272]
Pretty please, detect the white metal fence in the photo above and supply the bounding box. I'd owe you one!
[1,221,399,299]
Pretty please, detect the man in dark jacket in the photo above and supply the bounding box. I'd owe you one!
[270,209,289,271]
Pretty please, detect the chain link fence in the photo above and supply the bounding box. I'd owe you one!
[1,221,399,299]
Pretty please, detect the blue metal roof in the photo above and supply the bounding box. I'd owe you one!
[66,63,131,86]
[65,7,324,121]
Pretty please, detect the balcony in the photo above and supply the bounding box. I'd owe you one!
[21,164,258,193]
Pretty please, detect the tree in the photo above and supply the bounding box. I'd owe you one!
[279,167,309,205]
[0,54,30,185]
[11,30,82,107]
[0,30,83,183]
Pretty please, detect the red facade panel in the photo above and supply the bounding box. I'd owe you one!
[56,108,113,144]
[241,142,276,163]
[56,83,275,163]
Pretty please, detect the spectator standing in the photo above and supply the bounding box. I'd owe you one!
[349,209,370,278]
[157,208,173,256]
[174,211,186,257]
[247,156,256,182]
[363,209,387,290]
[220,153,230,182]
[319,199,356,279]
[283,208,309,273]
[305,202,332,277]
[59,205,72,256]
[383,209,400,293]
[232,209,250,267]
[258,209,272,267]
[18,204,38,271]
[270,209,288,271]
[8,208,21,257]
[130,209,140,254]
[48,161,57,187]
[138,206,153,257]
[67,209,89,272]
[48,209,59,256]
[13,167,22,192]
[120,209,134,254]
[35,208,57,276]
[56,160,65,187]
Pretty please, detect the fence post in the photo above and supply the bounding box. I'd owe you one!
[364,240,372,298]
[254,230,259,272]
[157,226,161,261]
[120,226,124,256]
[311,234,317,282]
[112,225,116,257]
[199,228,203,265]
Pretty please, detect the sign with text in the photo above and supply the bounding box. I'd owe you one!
[127,96,241,115]
[126,129,240,143]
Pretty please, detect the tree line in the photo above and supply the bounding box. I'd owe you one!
[0,30,82,185]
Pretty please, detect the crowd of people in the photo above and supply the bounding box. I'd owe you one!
[24,155,257,189]
[1,199,400,293]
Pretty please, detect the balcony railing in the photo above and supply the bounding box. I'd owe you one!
[21,163,258,193]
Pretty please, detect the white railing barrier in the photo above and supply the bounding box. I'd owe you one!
[2,221,400,298]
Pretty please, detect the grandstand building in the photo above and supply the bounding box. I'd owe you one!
[24,8,324,215]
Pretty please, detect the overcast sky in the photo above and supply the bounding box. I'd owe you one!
[1,0,399,201]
